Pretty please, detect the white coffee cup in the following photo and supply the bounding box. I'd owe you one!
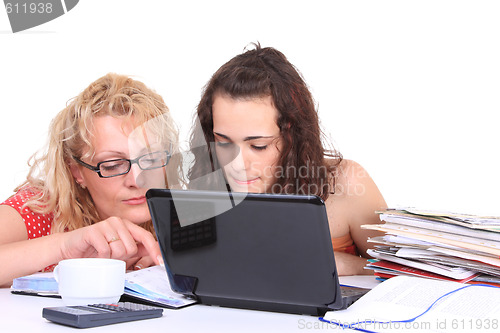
[54,258,126,306]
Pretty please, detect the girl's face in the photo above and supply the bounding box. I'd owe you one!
[212,94,283,193]
[71,116,167,224]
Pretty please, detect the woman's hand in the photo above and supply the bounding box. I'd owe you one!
[59,217,161,266]
[125,256,156,271]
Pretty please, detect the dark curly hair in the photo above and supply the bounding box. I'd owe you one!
[188,43,342,200]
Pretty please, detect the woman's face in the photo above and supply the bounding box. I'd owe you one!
[212,94,283,193]
[71,116,167,224]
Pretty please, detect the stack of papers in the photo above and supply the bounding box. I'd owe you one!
[362,208,500,286]
[124,265,197,309]
[11,272,59,297]
[10,265,197,309]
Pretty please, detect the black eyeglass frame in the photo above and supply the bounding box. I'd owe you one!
[72,146,172,178]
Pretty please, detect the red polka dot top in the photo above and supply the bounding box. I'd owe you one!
[1,187,55,271]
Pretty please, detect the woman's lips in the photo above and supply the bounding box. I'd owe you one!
[232,177,259,185]
[123,196,147,205]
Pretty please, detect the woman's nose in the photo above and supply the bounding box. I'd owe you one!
[230,147,250,172]
[124,163,143,188]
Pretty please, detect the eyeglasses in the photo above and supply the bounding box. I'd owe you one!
[73,149,172,178]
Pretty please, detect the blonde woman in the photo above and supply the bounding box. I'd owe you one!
[0,73,180,287]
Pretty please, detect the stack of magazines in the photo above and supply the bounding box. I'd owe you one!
[362,208,500,286]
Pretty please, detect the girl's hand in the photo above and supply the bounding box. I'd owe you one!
[334,251,373,276]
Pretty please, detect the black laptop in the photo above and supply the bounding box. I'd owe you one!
[146,188,367,316]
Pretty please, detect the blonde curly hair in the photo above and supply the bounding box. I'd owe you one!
[18,73,181,235]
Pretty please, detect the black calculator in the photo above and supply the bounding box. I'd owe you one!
[42,302,163,328]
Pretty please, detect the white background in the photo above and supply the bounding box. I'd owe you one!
[1,0,499,215]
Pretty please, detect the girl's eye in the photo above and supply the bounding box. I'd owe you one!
[252,145,268,151]
[216,141,233,148]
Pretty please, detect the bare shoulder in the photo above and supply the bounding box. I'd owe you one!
[329,159,386,212]
[332,159,372,198]
[325,159,387,255]
[0,204,28,244]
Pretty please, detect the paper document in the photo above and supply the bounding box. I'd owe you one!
[323,275,500,332]
[124,265,197,308]
[11,265,197,309]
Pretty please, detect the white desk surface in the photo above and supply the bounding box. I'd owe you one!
[1,276,378,333]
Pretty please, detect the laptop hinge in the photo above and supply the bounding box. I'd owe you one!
[172,274,198,297]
